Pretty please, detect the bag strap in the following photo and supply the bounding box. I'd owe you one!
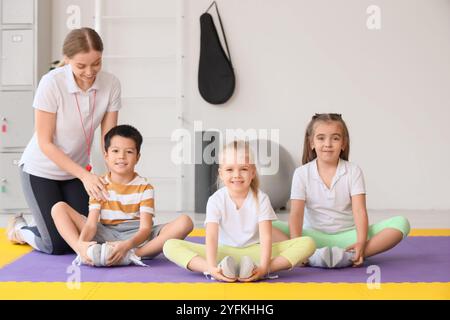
[205,1,233,66]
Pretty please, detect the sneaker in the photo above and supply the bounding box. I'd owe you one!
[100,243,147,267]
[72,243,102,266]
[86,243,103,266]
[72,243,148,267]
[6,213,27,244]
[331,247,355,268]
[217,256,237,279]
[308,247,332,268]
[239,256,256,279]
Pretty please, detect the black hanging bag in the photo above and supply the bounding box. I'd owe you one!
[198,1,235,105]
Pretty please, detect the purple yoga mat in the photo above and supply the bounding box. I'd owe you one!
[0,237,448,283]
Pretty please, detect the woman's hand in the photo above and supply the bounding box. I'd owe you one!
[239,266,267,282]
[80,171,109,201]
[77,240,97,265]
[208,266,237,282]
[346,242,366,267]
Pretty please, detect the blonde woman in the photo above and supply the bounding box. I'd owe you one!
[7,28,121,255]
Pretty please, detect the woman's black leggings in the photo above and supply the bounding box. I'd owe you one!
[19,166,89,255]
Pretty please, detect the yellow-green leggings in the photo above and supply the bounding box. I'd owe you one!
[163,236,316,269]
[272,216,410,249]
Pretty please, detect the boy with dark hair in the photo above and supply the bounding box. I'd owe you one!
[51,124,193,266]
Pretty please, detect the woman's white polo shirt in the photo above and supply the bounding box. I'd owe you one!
[20,64,121,180]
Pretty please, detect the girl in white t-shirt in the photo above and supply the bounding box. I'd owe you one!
[273,114,410,268]
[164,141,315,282]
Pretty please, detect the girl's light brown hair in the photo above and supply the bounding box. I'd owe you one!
[218,140,260,200]
[302,113,350,165]
[58,28,104,67]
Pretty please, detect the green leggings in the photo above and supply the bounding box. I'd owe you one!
[163,237,316,269]
[272,216,410,249]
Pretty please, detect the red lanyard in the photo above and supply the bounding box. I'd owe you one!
[74,90,96,172]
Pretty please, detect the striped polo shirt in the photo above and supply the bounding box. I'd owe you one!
[89,173,154,225]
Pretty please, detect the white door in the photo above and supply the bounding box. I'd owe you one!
[94,0,183,212]
[1,0,34,24]
[0,91,33,148]
[1,29,34,86]
[0,152,28,210]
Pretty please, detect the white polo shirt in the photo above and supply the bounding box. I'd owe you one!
[205,187,278,247]
[291,159,366,234]
[20,64,121,180]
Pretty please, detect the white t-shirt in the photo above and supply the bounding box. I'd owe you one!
[205,187,278,247]
[20,64,122,180]
[290,159,366,234]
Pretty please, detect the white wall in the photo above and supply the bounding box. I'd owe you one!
[50,0,450,211]
[182,0,450,211]
[51,0,94,61]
